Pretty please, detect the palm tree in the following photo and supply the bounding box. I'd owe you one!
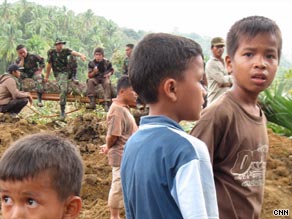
[0,0,15,21]
[25,6,53,37]
[0,23,23,71]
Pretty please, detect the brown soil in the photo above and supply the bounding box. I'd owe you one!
[0,112,291,219]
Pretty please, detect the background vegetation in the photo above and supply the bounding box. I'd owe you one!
[259,69,292,137]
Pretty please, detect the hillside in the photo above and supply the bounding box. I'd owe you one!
[1,1,291,79]
[0,110,291,219]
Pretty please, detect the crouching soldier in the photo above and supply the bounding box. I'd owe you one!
[0,64,32,116]
[86,47,114,111]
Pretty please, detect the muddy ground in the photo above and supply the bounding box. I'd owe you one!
[0,108,291,219]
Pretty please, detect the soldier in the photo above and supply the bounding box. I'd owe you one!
[45,38,86,120]
[15,44,45,107]
[205,37,232,105]
[122,44,134,75]
[86,47,114,111]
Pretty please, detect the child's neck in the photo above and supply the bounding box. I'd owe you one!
[113,96,127,107]
[230,89,261,117]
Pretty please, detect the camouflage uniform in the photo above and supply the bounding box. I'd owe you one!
[15,53,45,93]
[87,58,114,101]
[47,48,72,107]
[68,55,78,81]
[122,57,129,75]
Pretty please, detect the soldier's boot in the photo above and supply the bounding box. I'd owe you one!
[104,101,111,112]
[37,92,44,107]
[72,72,79,84]
[86,96,96,109]
[59,105,66,121]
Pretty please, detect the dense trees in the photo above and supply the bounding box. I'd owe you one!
[0,0,290,81]
[0,0,145,80]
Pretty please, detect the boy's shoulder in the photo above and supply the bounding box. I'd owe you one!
[201,92,238,121]
[135,120,210,161]
[202,92,235,115]
[107,102,130,118]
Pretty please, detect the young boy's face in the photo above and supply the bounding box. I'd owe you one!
[121,86,137,107]
[0,172,70,219]
[226,33,279,96]
[17,47,28,58]
[94,52,104,62]
[176,55,205,121]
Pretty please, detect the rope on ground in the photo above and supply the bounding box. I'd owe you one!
[25,104,82,118]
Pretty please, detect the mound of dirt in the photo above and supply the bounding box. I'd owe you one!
[0,113,291,219]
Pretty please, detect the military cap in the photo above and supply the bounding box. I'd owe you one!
[211,37,225,46]
[54,38,66,45]
[7,64,24,72]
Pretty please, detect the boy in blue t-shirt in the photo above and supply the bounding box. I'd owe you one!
[121,33,219,219]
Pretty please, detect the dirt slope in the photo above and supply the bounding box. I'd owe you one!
[0,113,291,219]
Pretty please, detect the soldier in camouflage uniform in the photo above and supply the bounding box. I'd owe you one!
[45,38,86,120]
[15,44,45,107]
[86,47,114,111]
[122,43,134,75]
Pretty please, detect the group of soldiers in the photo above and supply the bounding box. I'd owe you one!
[0,39,134,120]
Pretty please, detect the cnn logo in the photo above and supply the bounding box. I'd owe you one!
[273,209,289,217]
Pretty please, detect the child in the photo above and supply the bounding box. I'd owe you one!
[100,75,138,219]
[0,133,84,219]
[190,16,282,219]
[121,33,219,219]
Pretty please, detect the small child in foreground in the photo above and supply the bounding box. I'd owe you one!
[0,133,84,219]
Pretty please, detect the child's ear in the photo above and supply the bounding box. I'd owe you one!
[163,78,177,102]
[225,55,233,74]
[63,196,82,219]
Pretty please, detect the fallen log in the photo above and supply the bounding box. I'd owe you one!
[30,92,104,103]
[22,78,108,104]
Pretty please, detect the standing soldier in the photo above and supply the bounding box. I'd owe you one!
[205,37,232,105]
[45,38,86,120]
[15,44,45,107]
[122,44,134,75]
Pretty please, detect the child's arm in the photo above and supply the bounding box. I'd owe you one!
[172,151,219,218]
[100,135,118,154]
[106,134,118,149]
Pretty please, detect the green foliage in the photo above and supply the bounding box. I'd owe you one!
[0,1,141,79]
[259,71,292,136]
[1,1,291,76]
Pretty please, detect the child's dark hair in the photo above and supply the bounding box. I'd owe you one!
[117,75,131,93]
[126,44,134,49]
[16,44,25,51]
[94,47,104,55]
[0,133,84,201]
[226,15,282,61]
[129,33,203,103]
